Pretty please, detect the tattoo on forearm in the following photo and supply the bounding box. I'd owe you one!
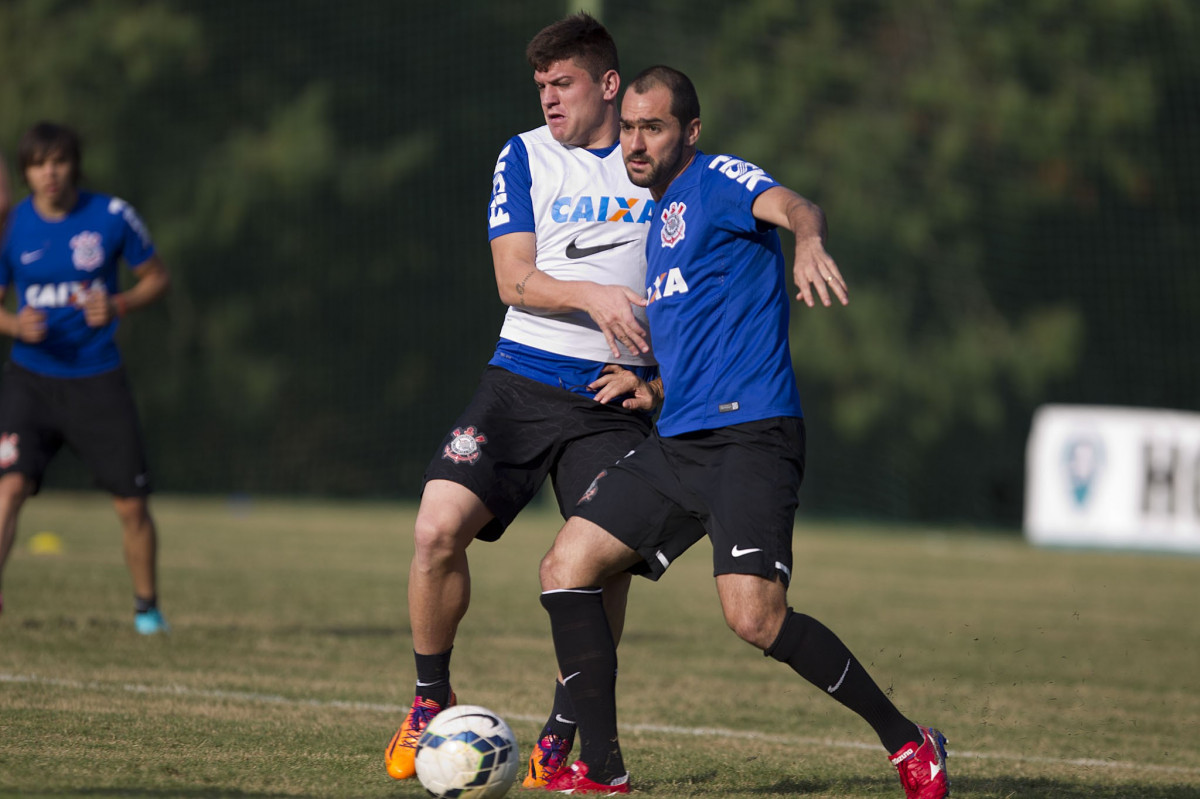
[516,269,537,307]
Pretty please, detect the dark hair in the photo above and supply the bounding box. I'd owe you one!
[18,121,82,187]
[628,66,700,127]
[526,12,619,80]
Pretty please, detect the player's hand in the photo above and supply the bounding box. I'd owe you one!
[794,235,848,308]
[15,306,46,343]
[589,365,662,411]
[585,283,650,358]
[83,285,115,327]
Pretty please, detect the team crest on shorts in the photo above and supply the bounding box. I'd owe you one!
[443,426,487,464]
[70,231,105,271]
[659,201,687,248]
[579,470,608,504]
[0,433,19,469]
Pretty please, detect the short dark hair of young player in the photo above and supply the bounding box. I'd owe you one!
[628,66,701,128]
[18,121,83,187]
[526,12,619,81]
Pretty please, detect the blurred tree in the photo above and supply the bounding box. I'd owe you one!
[1,0,1195,524]
[635,0,1197,520]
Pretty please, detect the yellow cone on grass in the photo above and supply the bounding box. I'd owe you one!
[29,531,64,555]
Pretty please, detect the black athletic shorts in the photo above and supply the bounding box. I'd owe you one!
[0,362,153,497]
[572,416,806,586]
[424,366,653,542]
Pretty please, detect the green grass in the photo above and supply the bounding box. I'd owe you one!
[1,491,1198,798]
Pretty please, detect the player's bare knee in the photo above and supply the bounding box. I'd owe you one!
[538,545,566,591]
[111,495,151,528]
[0,474,30,510]
[412,511,468,565]
[724,608,777,649]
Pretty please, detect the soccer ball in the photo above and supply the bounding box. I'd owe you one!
[414,705,520,799]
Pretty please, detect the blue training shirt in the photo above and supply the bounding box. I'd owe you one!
[0,190,155,377]
[644,151,803,436]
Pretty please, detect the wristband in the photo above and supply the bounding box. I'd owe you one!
[113,295,129,318]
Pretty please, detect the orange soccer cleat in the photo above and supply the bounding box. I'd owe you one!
[384,691,456,780]
[522,730,573,788]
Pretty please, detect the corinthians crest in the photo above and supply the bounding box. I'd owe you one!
[443,426,487,464]
[660,201,687,248]
[70,231,105,271]
[579,470,607,504]
[0,433,19,469]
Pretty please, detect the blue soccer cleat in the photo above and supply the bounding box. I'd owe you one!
[135,608,170,635]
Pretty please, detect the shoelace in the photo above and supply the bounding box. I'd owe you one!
[536,734,571,771]
[401,702,441,747]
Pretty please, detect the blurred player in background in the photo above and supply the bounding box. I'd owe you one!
[0,122,171,634]
[537,67,950,798]
[0,152,11,227]
[385,12,659,788]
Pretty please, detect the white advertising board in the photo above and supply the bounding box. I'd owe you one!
[1024,404,1200,553]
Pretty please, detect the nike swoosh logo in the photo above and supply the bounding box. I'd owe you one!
[555,714,576,725]
[730,546,762,558]
[827,657,851,693]
[562,671,582,684]
[565,237,637,259]
[20,250,44,265]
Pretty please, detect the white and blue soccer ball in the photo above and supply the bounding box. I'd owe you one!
[414,705,520,799]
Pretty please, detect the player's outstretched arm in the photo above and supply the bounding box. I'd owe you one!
[491,232,649,358]
[751,185,848,308]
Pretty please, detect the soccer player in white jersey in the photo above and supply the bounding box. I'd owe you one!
[537,67,950,798]
[0,122,171,633]
[385,13,660,787]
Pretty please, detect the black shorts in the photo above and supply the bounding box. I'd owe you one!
[424,366,653,542]
[0,362,152,497]
[572,417,806,586]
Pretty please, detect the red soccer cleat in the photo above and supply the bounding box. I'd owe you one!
[890,725,950,799]
[544,760,629,795]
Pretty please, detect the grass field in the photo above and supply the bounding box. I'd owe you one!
[1,492,1198,798]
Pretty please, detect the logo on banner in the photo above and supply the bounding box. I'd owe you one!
[1063,434,1105,507]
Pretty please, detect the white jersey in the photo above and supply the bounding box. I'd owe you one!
[487,126,657,367]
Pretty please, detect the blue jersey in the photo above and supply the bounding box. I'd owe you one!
[485,127,657,394]
[0,190,155,377]
[645,152,803,436]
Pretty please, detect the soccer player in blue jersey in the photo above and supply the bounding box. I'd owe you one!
[385,14,659,786]
[537,67,950,798]
[0,122,171,634]
[0,154,11,228]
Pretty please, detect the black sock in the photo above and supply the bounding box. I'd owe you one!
[413,647,453,706]
[543,677,578,741]
[134,595,157,614]
[540,588,624,782]
[766,610,920,753]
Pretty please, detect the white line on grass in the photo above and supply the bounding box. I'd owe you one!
[4,672,1198,777]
